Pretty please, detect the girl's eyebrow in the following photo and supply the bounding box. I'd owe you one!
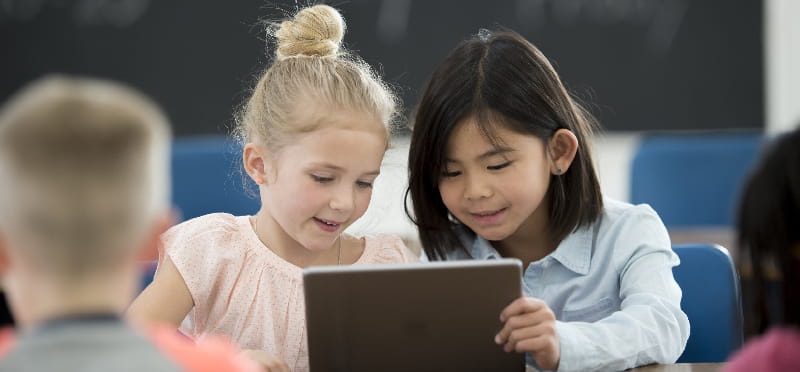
[308,162,380,176]
[477,147,515,160]
[445,147,515,163]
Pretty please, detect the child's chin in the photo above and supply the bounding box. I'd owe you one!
[470,226,510,242]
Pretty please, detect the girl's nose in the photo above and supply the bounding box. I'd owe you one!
[464,175,492,201]
[329,186,355,213]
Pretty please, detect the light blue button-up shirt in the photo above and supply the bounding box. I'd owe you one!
[447,198,690,371]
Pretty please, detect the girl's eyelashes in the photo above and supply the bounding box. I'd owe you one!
[312,174,374,188]
[487,161,511,171]
[442,170,461,178]
[311,174,333,183]
[441,162,510,178]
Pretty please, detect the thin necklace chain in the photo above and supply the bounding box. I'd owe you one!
[252,215,341,265]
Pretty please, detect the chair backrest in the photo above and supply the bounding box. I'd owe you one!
[171,135,259,221]
[631,133,762,227]
[672,243,743,362]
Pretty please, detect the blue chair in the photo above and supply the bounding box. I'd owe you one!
[171,135,259,221]
[631,133,762,227]
[672,243,743,362]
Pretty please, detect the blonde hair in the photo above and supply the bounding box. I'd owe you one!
[235,4,399,152]
[0,76,170,278]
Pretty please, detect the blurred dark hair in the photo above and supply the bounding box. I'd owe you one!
[737,127,800,333]
[406,30,603,260]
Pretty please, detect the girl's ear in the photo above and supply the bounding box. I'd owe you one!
[548,129,579,175]
[243,143,272,186]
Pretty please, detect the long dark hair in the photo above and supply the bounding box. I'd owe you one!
[737,128,800,333]
[407,30,603,260]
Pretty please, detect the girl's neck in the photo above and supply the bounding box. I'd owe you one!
[251,211,342,268]
[492,208,557,268]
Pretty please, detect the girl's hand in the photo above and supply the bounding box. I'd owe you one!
[495,297,560,370]
[240,350,290,372]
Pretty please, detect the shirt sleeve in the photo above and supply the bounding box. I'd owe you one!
[397,237,422,263]
[554,205,690,372]
[158,214,246,333]
[369,234,421,264]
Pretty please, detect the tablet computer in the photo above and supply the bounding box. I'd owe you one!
[303,259,525,372]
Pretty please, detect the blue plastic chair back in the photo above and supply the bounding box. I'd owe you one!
[171,135,259,221]
[631,133,762,227]
[672,244,743,362]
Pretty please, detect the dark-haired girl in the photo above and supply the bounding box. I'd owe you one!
[407,29,689,371]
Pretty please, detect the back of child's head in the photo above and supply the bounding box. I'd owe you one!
[235,4,399,153]
[737,127,800,331]
[407,29,602,259]
[0,76,170,281]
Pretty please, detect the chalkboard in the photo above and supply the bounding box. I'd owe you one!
[1,0,763,134]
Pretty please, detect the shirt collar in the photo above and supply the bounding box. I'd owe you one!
[469,224,595,275]
[470,235,502,260]
[21,312,122,339]
[549,225,594,275]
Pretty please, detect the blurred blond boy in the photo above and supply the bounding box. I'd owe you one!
[0,76,257,371]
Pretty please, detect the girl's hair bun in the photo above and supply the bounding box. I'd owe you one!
[274,5,345,60]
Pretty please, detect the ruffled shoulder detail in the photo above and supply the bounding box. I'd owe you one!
[360,234,420,264]
[158,213,254,332]
[161,213,244,261]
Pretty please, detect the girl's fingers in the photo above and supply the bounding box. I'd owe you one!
[495,300,556,344]
[501,324,539,352]
[504,321,558,352]
[499,297,546,322]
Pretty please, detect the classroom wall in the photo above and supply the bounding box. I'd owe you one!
[1,0,783,254]
[765,0,800,134]
[1,0,765,134]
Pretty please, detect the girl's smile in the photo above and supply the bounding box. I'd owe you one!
[469,207,508,226]
[313,217,342,233]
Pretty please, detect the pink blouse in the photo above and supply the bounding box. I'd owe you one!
[158,213,418,372]
[725,327,800,372]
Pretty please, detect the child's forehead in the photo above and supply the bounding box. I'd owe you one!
[443,118,547,161]
[291,118,388,149]
[278,124,387,166]
[290,103,385,134]
[449,117,530,147]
